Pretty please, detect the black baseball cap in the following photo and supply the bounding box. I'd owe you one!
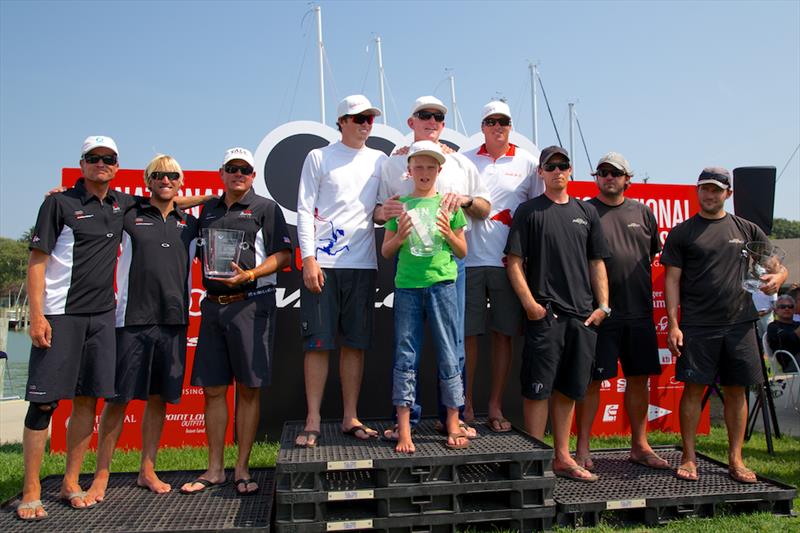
[539,145,570,166]
[697,167,731,190]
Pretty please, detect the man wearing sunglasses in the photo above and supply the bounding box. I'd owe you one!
[19,136,139,519]
[375,95,491,440]
[766,294,800,372]
[294,95,387,448]
[460,101,542,433]
[574,153,668,472]
[662,167,788,484]
[181,147,292,496]
[506,146,610,483]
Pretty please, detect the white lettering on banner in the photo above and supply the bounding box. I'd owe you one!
[648,404,672,421]
[602,404,619,422]
[616,378,627,393]
[632,198,691,229]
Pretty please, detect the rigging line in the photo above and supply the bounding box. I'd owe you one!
[286,29,312,121]
[359,40,374,94]
[574,113,593,172]
[322,47,340,106]
[776,142,800,182]
[537,72,562,147]
[382,71,403,130]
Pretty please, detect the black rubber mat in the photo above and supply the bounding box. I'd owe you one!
[0,468,274,533]
[554,446,797,527]
[276,417,552,491]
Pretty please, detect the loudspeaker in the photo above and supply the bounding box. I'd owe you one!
[733,166,776,235]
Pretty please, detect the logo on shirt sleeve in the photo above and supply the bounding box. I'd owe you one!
[572,218,588,226]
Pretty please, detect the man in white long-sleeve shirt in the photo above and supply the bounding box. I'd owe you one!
[294,95,388,447]
[374,95,491,438]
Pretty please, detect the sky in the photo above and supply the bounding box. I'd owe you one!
[1,0,798,239]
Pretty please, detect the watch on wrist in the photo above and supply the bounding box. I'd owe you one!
[599,305,611,318]
[462,196,474,209]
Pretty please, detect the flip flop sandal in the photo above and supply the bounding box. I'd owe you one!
[554,466,598,483]
[445,433,470,450]
[729,466,758,484]
[16,500,48,521]
[234,478,260,495]
[61,490,96,509]
[294,430,321,448]
[180,478,227,495]
[628,452,670,470]
[675,465,698,482]
[486,417,512,433]
[342,425,379,440]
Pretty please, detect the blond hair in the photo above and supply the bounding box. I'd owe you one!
[143,154,184,187]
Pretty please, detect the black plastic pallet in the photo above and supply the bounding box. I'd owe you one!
[272,504,555,532]
[276,417,553,491]
[0,467,275,533]
[274,475,554,522]
[554,446,797,527]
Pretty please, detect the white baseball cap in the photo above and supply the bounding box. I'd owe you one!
[410,95,448,116]
[222,147,255,167]
[481,100,512,121]
[336,94,381,118]
[407,140,446,165]
[81,135,118,156]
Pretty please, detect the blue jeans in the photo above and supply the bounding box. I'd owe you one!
[391,282,464,411]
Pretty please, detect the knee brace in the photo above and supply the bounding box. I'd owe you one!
[24,401,58,431]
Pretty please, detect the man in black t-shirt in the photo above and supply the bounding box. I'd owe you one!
[19,136,137,520]
[766,294,800,372]
[180,148,292,497]
[662,167,788,484]
[506,146,610,483]
[575,153,669,472]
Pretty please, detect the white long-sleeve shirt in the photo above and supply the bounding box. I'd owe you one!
[297,142,387,269]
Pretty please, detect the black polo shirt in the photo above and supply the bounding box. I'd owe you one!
[588,197,661,320]
[198,189,292,295]
[505,194,610,317]
[116,200,199,327]
[30,178,137,315]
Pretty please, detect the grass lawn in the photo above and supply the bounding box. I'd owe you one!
[1,426,797,531]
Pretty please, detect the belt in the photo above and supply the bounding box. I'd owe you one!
[206,286,275,305]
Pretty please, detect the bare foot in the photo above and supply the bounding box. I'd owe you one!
[395,436,415,453]
[137,471,171,493]
[675,454,698,481]
[179,470,226,493]
[86,474,108,504]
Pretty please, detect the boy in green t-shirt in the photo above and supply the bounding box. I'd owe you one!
[382,140,468,453]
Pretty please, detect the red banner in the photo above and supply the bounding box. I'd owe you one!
[569,181,710,435]
[50,169,235,452]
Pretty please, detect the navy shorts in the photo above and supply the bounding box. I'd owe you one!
[192,290,276,388]
[26,310,116,403]
[593,318,662,380]
[109,325,187,404]
[520,306,596,401]
[465,266,523,337]
[300,268,376,351]
[677,322,762,387]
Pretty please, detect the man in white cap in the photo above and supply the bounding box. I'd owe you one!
[375,95,491,439]
[460,101,542,432]
[574,152,668,471]
[181,147,292,495]
[19,136,138,519]
[662,167,787,484]
[293,95,388,447]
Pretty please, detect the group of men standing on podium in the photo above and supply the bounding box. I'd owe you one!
[16,93,788,520]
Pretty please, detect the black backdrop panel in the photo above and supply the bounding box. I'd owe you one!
[733,166,776,235]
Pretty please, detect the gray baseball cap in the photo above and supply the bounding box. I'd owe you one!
[594,152,633,176]
[697,167,731,189]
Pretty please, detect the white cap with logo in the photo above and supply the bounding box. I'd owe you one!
[410,95,448,116]
[336,95,381,118]
[222,147,255,167]
[81,135,118,156]
[407,140,446,165]
[481,100,512,121]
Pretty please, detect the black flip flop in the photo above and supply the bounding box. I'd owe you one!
[180,478,226,495]
[234,478,260,495]
[342,425,379,440]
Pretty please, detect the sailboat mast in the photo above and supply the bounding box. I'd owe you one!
[376,36,387,125]
[315,6,325,125]
[448,74,459,134]
[568,102,575,180]
[529,62,539,146]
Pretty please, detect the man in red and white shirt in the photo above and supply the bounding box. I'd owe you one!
[461,101,542,431]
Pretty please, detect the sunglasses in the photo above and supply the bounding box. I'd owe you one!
[349,114,375,125]
[414,110,445,122]
[596,168,626,178]
[776,304,795,309]
[83,154,118,165]
[482,117,511,127]
[224,164,254,175]
[542,162,570,172]
[149,171,181,181]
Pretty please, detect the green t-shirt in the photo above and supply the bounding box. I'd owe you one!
[385,194,467,288]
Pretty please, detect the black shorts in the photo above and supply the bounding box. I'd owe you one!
[677,322,762,387]
[109,325,187,404]
[593,318,662,380]
[26,310,116,403]
[300,268,376,351]
[520,307,597,401]
[465,266,522,337]
[191,290,276,388]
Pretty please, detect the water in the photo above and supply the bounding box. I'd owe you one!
[2,329,30,398]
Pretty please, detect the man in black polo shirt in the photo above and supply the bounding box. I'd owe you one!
[505,146,610,483]
[86,155,199,502]
[574,152,669,472]
[19,136,137,520]
[662,167,788,484]
[180,147,291,496]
